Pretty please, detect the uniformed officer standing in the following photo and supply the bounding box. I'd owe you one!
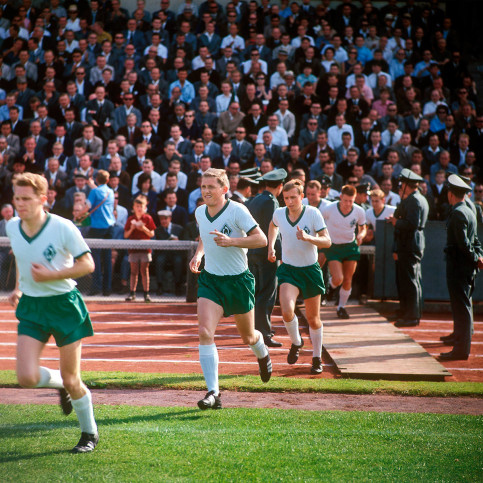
[439,175,483,361]
[387,169,429,327]
[247,169,287,347]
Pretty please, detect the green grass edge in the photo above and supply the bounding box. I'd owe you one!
[1,370,483,397]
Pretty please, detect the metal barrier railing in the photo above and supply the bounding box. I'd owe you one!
[0,237,375,302]
[0,237,199,301]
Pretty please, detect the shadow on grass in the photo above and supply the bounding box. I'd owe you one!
[0,408,202,440]
[0,449,67,463]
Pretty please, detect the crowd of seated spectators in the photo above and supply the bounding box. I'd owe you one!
[0,0,482,293]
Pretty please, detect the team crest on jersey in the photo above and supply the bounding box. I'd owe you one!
[303,226,310,234]
[349,218,357,228]
[43,244,57,262]
[221,223,232,236]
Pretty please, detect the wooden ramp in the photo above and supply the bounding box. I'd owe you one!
[318,305,451,381]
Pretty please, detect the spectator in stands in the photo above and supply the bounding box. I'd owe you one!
[85,170,116,296]
[154,209,185,295]
[124,194,156,303]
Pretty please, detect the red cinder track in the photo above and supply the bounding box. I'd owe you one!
[0,302,480,382]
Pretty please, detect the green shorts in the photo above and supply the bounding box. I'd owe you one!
[16,288,94,347]
[198,269,255,317]
[277,262,325,299]
[323,241,361,262]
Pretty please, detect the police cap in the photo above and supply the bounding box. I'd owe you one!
[320,175,331,186]
[399,168,423,183]
[447,174,472,193]
[261,168,287,183]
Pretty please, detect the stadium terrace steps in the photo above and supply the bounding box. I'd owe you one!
[319,305,451,381]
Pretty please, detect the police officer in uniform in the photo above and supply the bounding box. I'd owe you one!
[247,169,287,347]
[439,175,483,361]
[387,169,429,327]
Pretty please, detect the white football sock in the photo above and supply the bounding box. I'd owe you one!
[283,314,302,346]
[199,344,219,396]
[249,330,268,359]
[71,389,97,434]
[309,326,323,358]
[36,367,64,389]
[338,288,351,309]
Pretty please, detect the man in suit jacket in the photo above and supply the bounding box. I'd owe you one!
[261,132,283,167]
[62,173,92,214]
[393,133,418,168]
[298,122,322,150]
[10,114,29,141]
[47,125,74,157]
[202,127,221,159]
[28,120,50,154]
[1,122,21,157]
[108,171,132,209]
[64,109,84,141]
[231,126,254,164]
[212,140,241,170]
[217,101,245,142]
[158,189,189,227]
[112,95,142,133]
[154,210,185,295]
[44,157,69,197]
[75,124,103,160]
[86,85,115,144]
[243,104,267,144]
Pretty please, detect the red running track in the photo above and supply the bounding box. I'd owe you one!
[0,302,481,382]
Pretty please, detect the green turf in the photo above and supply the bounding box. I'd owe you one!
[1,404,481,482]
[1,370,483,397]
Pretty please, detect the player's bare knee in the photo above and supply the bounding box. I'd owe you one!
[307,316,321,330]
[241,333,257,346]
[332,275,343,287]
[198,326,215,344]
[17,372,39,388]
[342,280,352,290]
[282,309,295,322]
[61,374,82,395]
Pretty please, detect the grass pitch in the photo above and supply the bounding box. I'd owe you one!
[1,370,483,397]
[1,404,482,482]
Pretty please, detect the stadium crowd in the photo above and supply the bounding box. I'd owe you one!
[0,0,482,296]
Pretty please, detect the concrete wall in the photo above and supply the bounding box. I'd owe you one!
[374,220,483,301]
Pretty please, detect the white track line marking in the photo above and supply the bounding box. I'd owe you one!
[0,356,333,367]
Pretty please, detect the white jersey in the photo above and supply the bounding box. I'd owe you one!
[272,205,326,267]
[196,199,258,276]
[366,204,396,232]
[6,213,91,297]
[322,202,366,244]
[302,198,333,214]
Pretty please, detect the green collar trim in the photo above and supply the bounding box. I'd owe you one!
[206,199,230,223]
[20,212,51,244]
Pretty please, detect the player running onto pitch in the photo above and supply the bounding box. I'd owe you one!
[268,179,332,374]
[189,168,271,410]
[7,173,98,453]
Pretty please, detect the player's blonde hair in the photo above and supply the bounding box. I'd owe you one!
[370,189,385,199]
[306,180,322,190]
[283,179,304,194]
[202,167,229,188]
[13,173,48,197]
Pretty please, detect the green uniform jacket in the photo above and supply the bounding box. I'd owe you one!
[446,201,483,271]
[393,191,429,257]
[247,190,281,259]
